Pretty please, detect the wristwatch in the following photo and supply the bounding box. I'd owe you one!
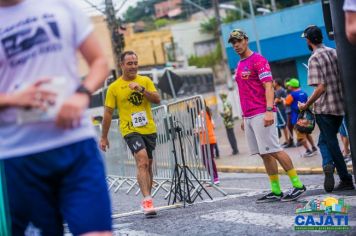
[266,106,273,112]
[75,84,91,98]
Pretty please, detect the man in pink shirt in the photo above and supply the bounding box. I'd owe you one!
[229,29,306,203]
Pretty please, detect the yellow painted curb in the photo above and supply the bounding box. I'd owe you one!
[217,166,354,175]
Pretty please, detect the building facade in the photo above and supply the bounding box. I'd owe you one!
[124,25,173,67]
[78,15,115,76]
[154,0,183,18]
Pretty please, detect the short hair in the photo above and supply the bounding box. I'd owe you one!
[274,78,284,87]
[120,51,137,63]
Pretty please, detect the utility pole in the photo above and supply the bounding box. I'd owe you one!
[248,0,262,54]
[105,0,124,72]
[329,0,356,183]
[212,0,233,85]
[271,0,277,12]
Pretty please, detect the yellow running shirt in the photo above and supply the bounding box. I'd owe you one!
[105,75,157,137]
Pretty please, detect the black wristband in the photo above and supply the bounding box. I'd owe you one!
[266,106,273,112]
[76,84,91,98]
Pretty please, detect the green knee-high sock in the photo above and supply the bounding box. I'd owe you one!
[287,169,303,188]
[269,174,281,195]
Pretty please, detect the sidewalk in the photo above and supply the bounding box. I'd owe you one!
[214,119,352,175]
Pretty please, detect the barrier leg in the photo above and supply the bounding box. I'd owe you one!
[126,180,139,194]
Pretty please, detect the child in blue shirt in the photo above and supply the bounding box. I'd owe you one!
[285,78,317,157]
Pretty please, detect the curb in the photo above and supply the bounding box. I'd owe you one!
[217,166,354,175]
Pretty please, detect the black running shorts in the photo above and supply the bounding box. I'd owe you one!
[124,133,157,159]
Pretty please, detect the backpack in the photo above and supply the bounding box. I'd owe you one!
[295,109,315,134]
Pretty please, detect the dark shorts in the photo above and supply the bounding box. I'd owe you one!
[3,138,112,236]
[124,133,157,159]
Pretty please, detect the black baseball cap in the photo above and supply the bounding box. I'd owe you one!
[228,29,248,43]
[301,25,323,44]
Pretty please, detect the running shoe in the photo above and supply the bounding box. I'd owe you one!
[281,185,306,202]
[323,164,335,193]
[282,142,296,148]
[312,146,318,153]
[256,192,283,203]
[232,150,239,155]
[344,156,352,166]
[141,198,157,217]
[303,150,316,157]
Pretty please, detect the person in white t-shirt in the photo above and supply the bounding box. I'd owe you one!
[344,0,356,44]
[0,0,112,235]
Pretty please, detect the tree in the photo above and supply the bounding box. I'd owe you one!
[188,43,222,68]
[122,0,164,23]
[154,18,172,28]
[200,17,218,35]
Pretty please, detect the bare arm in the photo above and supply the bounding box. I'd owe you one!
[79,32,109,93]
[99,107,114,152]
[128,82,161,104]
[264,81,275,108]
[0,94,15,108]
[345,11,356,44]
[55,32,109,129]
[0,79,55,109]
[101,107,114,139]
[306,84,325,107]
[142,90,160,104]
[263,81,275,127]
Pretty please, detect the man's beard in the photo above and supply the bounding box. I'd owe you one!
[308,44,313,52]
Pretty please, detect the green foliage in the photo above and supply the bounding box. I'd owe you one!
[200,17,218,35]
[223,11,244,23]
[224,0,251,22]
[123,0,164,23]
[188,43,222,68]
[123,0,317,32]
[154,18,171,28]
[222,0,317,23]
[123,0,233,25]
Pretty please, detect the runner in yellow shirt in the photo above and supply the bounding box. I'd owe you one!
[100,51,160,217]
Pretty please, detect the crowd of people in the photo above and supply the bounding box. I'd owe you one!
[1,0,356,235]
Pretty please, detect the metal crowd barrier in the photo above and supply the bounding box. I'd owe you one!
[167,95,227,197]
[97,96,227,198]
[96,105,173,197]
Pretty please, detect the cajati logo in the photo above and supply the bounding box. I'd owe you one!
[294,197,351,231]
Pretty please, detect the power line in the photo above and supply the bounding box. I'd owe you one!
[83,0,105,14]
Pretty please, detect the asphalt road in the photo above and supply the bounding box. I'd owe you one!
[107,173,356,236]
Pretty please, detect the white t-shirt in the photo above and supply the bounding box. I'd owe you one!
[344,0,356,11]
[0,0,96,159]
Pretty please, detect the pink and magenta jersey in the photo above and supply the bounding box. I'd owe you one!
[235,52,273,118]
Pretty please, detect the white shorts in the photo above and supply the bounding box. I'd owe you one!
[244,113,282,155]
